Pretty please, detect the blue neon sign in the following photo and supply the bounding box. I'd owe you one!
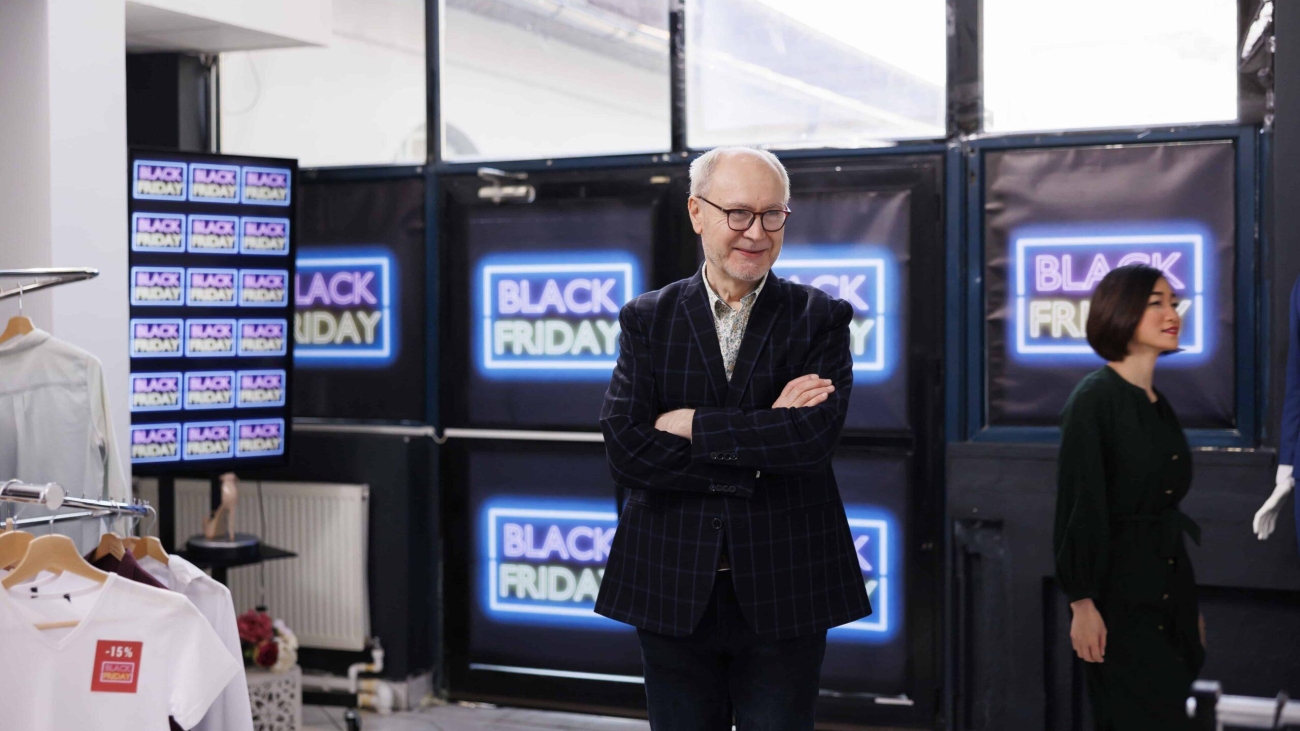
[294,248,396,367]
[772,245,899,382]
[828,505,901,644]
[474,253,640,381]
[479,496,899,641]
[483,501,621,627]
[132,160,187,202]
[1010,224,1211,364]
[182,420,234,461]
[130,267,185,307]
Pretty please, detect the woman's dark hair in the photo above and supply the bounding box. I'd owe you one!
[1086,264,1167,362]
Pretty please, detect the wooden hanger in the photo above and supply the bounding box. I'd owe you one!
[123,536,169,566]
[0,530,33,571]
[0,315,32,345]
[2,534,109,630]
[93,532,125,561]
[0,281,34,345]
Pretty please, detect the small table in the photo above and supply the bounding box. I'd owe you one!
[177,543,296,584]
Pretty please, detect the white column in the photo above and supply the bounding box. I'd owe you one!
[0,0,130,482]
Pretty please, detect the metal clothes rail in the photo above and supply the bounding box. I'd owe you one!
[0,267,99,301]
[0,479,153,529]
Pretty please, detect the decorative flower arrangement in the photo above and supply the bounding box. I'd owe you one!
[237,609,299,673]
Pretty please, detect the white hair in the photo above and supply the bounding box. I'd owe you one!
[688,146,790,204]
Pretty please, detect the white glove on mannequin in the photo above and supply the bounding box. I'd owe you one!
[1254,464,1295,540]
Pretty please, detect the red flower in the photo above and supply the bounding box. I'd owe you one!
[254,639,279,669]
[237,610,273,645]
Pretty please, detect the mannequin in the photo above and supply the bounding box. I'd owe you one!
[1256,278,1300,543]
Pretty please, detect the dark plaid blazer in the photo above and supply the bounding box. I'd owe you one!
[596,269,871,639]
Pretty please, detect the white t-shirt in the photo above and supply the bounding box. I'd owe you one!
[0,573,239,730]
[140,554,254,731]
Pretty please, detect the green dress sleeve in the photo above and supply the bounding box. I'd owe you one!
[1054,387,1110,603]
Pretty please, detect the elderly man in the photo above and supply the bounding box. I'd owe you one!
[597,146,870,730]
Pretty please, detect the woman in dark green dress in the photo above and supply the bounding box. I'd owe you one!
[1054,265,1205,730]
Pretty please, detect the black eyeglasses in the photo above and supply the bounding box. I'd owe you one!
[696,196,792,232]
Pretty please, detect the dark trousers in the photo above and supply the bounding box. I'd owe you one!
[636,572,828,731]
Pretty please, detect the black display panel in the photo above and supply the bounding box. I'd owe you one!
[447,442,911,708]
[292,174,426,422]
[464,445,642,682]
[983,141,1237,428]
[777,189,912,431]
[820,452,909,696]
[127,150,296,474]
[447,199,657,430]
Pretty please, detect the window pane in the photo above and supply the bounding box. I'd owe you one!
[686,0,946,149]
[439,0,671,162]
[983,0,1238,133]
[220,0,427,167]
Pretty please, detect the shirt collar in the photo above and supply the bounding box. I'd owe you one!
[140,553,206,590]
[701,263,767,315]
[0,327,51,356]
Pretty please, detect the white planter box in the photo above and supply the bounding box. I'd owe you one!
[247,665,302,731]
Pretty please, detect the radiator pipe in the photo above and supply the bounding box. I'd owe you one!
[347,639,390,714]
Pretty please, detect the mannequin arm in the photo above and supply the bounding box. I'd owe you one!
[1253,465,1295,540]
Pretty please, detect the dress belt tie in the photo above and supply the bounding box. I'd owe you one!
[1116,508,1201,558]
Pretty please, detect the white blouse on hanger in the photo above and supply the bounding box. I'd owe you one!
[0,328,128,504]
[139,554,254,731]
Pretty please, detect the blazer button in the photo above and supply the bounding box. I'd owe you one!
[1172,454,1179,460]
[1167,558,1175,565]
[1165,489,1173,495]
[712,518,723,529]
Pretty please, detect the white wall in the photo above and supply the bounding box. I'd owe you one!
[0,0,55,328]
[0,0,131,486]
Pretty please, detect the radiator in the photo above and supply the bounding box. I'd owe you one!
[169,479,372,651]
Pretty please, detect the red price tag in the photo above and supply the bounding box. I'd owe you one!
[90,640,143,693]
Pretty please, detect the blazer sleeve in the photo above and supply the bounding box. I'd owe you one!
[599,303,758,497]
[1281,279,1300,466]
[688,298,853,475]
[1053,389,1110,603]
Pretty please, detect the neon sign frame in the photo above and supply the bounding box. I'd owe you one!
[294,249,395,366]
[474,253,640,379]
[772,255,889,374]
[1013,231,1206,358]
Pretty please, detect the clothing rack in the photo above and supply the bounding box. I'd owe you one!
[0,267,100,301]
[0,479,153,529]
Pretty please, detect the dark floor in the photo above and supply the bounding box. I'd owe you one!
[303,703,651,731]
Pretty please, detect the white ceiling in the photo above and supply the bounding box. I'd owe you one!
[125,2,322,54]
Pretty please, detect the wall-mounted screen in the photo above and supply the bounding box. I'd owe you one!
[983,141,1236,428]
[776,189,911,431]
[128,150,296,473]
[456,444,910,700]
[453,201,654,430]
[292,175,426,422]
[821,452,909,696]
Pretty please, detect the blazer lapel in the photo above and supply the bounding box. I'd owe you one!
[726,277,784,407]
[682,272,730,405]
